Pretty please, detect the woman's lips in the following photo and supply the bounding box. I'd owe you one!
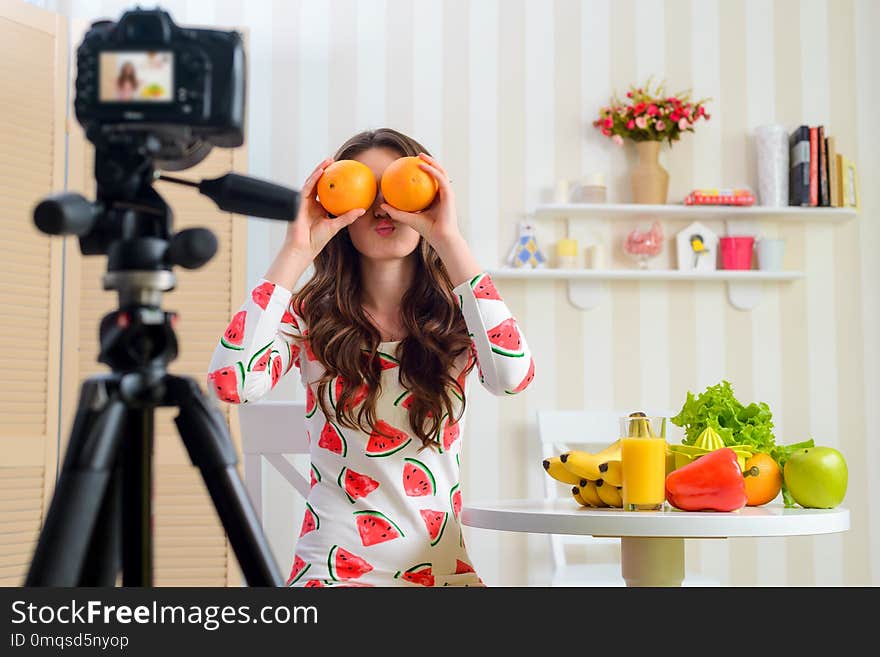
[374,220,395,237]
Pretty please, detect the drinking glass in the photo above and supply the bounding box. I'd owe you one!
[620,414,668,511]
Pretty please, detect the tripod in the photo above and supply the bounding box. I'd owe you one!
[25,137,289,587]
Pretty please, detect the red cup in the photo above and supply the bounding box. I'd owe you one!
[719,236,754,270]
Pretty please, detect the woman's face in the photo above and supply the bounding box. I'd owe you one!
[346,147,421,261]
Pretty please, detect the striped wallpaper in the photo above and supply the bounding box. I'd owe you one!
[58,0,879,586]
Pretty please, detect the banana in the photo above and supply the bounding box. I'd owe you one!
[595,439,622,461]
[571,485,588,506]
[559,450,604,480]
[597,459,623,487]
[627,411,656,438]
[543,456,583,485]
[594,479,623,507]
[580,480,605,507]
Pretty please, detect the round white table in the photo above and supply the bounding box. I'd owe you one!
[461,499,850,586]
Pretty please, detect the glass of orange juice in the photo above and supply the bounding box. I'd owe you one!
[620,414,668,511]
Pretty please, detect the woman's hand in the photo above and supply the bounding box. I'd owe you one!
[379,153,463,252]
[283,158,365,259]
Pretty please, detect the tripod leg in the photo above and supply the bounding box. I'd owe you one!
[79,460,122,586]
[121,408,154,586]
[166,375,282,586]
[26,378,127,586]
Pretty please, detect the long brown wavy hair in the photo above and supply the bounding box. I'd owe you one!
[293,128,475,449]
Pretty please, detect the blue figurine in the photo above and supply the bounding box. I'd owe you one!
[506,218,547,269]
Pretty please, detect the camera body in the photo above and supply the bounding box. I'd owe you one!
[74,7,246,162]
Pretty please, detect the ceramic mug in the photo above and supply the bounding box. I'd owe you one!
[719,236,755,270]
[756,238,785,271]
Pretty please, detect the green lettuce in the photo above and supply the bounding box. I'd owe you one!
[670,380,814,507]
[670,380,776,451]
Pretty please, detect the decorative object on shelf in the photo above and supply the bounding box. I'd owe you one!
[592,77,711,205]
[840,156,859,209]
[684,188,755,206]
[506,218,548,269]
[586,243,605,269]
[719,236,755,270]
[554,179,571,203]
[569,173,607,203]
[756,238,785,271]
[754,124,789,207]
[556,238,579,268]
[631,141,669,205]
[623,221,664,269]
[676,221,718,272]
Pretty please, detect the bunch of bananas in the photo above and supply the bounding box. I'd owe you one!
[542,439,623,508]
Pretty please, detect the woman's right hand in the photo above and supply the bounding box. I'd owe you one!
[283,158,366,259]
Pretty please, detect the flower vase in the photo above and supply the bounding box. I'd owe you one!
[630,141,669,204]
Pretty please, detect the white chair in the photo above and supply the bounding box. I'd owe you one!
[237,400,310,523]
[536,409,718,587]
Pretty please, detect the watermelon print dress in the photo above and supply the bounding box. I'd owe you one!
[207,272,534,587]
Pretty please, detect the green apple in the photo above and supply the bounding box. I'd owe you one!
[784,446,848,508]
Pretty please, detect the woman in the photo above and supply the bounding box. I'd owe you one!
[208,128,534,586]
[115,61,138,101]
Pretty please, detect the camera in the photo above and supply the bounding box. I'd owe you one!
[74,7,246,169]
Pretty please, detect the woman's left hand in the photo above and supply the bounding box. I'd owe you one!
[379,153,463,251]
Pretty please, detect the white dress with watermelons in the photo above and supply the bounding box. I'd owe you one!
[208,273,534,587]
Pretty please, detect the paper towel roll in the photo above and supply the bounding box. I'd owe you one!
[755,124,789,207]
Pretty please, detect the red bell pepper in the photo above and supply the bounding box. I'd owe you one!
[665,447,747,512]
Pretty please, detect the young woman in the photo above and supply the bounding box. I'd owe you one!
[208,128,534,587]
[115,61,138,101]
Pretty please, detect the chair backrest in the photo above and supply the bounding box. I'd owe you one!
[237,400,309,522]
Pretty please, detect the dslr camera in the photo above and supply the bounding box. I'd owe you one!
[74,6,246,169]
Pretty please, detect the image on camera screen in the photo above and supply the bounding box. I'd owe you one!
[99,51,173,103]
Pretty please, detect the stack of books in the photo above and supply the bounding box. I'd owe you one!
[788,125,852,207]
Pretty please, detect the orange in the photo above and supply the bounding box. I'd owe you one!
[380,156,439,212]
[316,160,377,216]
[743,453,782,506]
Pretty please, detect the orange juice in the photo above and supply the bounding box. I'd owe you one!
[621,437,667,511]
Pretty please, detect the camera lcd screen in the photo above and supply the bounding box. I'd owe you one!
[99,51,174,103]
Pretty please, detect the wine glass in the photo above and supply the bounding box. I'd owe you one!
[623,221,664,269]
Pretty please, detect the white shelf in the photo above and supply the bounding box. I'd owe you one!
[488,267,802,311]
[534,203,857,222]
[487,267,804,282]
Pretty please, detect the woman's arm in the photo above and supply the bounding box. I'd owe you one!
[207,158,364,404]
[207,280,302,404]
[453,272,535,396]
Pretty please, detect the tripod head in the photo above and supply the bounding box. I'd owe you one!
[33,131,300,382]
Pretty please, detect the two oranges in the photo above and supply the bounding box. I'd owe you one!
[316,156,438,217]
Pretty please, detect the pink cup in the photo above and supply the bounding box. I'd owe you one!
[719,236,754,270]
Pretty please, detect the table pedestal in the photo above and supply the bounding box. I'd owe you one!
[620,537,684,587]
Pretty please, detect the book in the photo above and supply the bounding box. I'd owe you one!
[827,136,839,207]
[809,126,818,206]
[818,126,829,206]
[835,153,846,207]
[789,125,811,206]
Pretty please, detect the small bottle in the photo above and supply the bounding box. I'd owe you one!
[556,238,579,268]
